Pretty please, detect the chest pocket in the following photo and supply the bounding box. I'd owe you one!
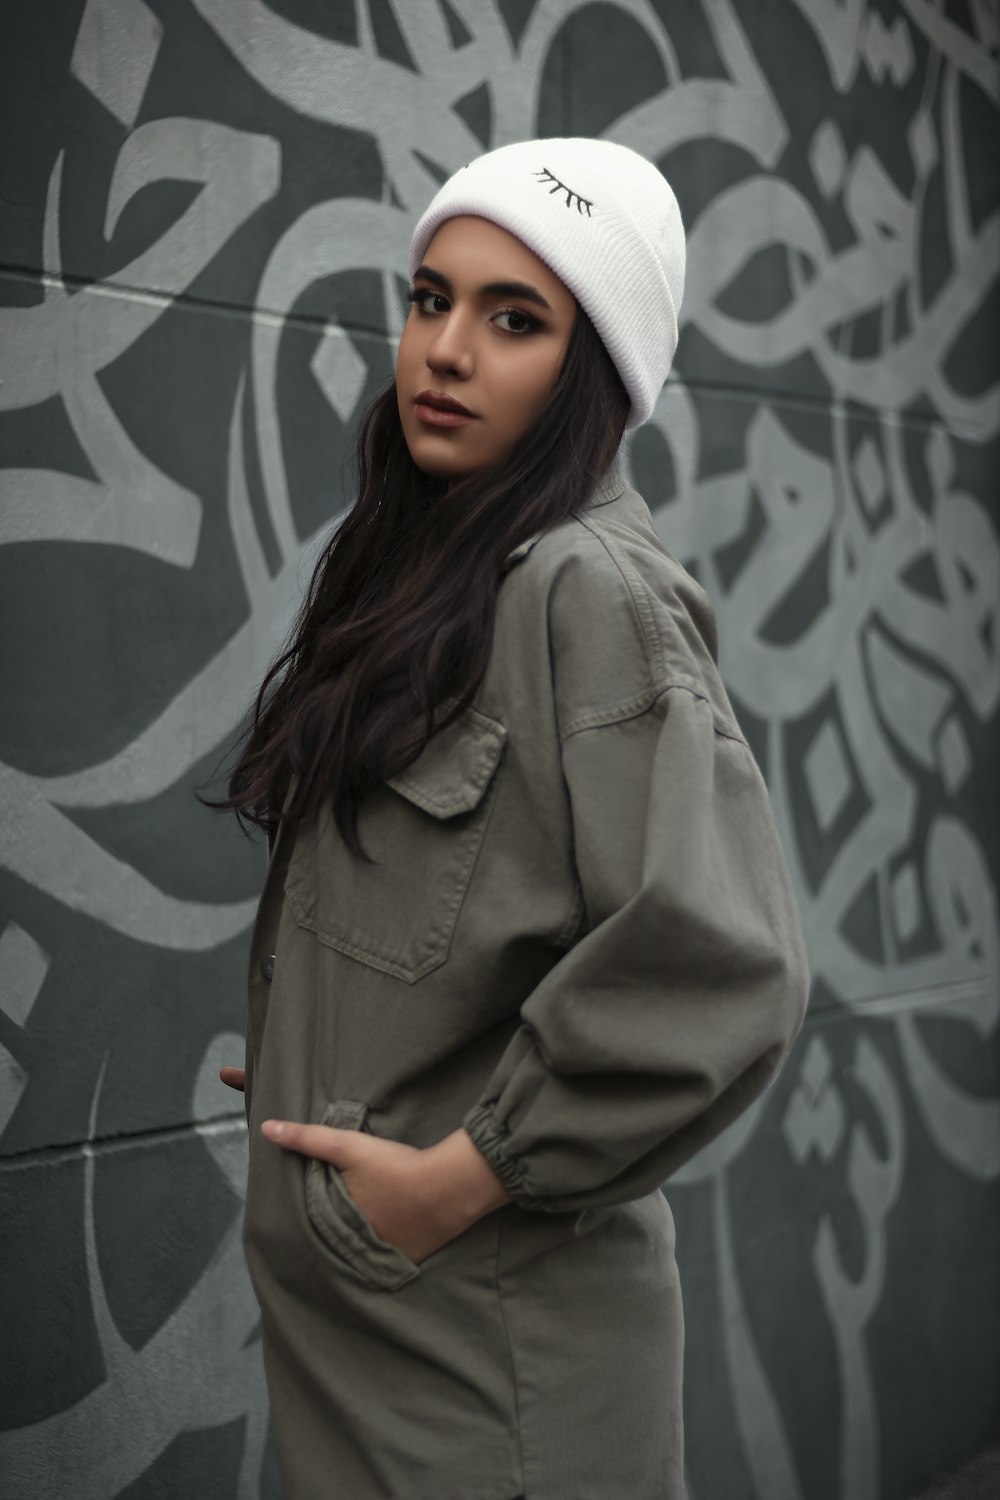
[284,706,507,984]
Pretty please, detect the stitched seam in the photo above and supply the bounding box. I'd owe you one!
[494,1210,528,1498]
[560,678,748,744]
[555,878,586,948]
[284,757,506,983]
[560,681,694,740]
[388,713,506,813]
[567,515,746,734]
[284,889,451,983]
[389,739,503,813]
[305,1161,417,1290]
[555,522,729,738]
[575,516,664,680]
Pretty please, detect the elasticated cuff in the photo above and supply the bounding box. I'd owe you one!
[461,1100,559,1213]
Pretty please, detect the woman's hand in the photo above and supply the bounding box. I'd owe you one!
[261,1119,512,1267]
[219,1066,246,1092]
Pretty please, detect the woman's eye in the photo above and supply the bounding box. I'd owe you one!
[494,308,538,334]
[408,289,447,315]
[406,290,538,334]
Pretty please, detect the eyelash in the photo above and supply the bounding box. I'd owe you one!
[533,167,594,216]
[406,288,542,335]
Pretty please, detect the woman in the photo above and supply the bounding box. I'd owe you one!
[216,138,810,1499]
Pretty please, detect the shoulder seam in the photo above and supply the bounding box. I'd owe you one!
[575,513,665,682]
[560,680,749,745]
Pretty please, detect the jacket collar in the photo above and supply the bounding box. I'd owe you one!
[504,465,626,569]
[583,464,627,510]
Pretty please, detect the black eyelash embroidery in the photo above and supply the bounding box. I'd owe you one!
[532,166,594,216]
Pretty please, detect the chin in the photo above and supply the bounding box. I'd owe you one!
[410,454,464,481]
[407,441,479,483]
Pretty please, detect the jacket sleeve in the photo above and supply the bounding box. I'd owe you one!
[461,681,810,1211]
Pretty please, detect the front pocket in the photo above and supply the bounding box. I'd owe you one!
[284,705,506,983]
[305,1099,422,1292]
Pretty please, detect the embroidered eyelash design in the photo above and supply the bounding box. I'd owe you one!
[533,167,594,216]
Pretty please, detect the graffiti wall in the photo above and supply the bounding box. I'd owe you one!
[1,1,997,1496]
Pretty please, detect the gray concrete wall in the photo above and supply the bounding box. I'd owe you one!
[1,2,997,1496]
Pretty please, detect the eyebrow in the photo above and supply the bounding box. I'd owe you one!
[412,263,553,312]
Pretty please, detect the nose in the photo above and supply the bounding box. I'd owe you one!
[425,309,474,378]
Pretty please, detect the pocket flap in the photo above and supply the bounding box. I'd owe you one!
[322,1098,368,1131]
[385,706,506,819]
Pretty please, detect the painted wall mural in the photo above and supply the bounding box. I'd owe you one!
[1,1,997,1496]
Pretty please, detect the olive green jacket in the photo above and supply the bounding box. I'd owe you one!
[242,467,810,1498]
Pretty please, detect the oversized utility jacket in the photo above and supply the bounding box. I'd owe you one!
[241,466,810,1500]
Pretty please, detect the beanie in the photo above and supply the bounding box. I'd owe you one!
[408,137,685,430]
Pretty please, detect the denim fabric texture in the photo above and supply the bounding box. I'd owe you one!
[241,468,810,1499]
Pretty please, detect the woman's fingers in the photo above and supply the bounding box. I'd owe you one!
[219,1066,246,1092]
[259,1121,445,1263]
[261,1119,359,1163]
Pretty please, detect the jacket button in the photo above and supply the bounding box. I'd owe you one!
[260,955,275,982]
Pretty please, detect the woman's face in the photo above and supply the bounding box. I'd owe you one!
[396,215,577,484]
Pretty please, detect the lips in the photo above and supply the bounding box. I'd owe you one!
[415,390,476,417]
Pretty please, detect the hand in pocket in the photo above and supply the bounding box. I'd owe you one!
[262,1118,458,1266]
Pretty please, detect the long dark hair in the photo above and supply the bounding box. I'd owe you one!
[212,304,629,856]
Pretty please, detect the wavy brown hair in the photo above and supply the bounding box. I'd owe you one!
[210,304,629,857]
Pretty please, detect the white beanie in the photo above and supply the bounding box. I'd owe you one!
[408,137,685,430]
